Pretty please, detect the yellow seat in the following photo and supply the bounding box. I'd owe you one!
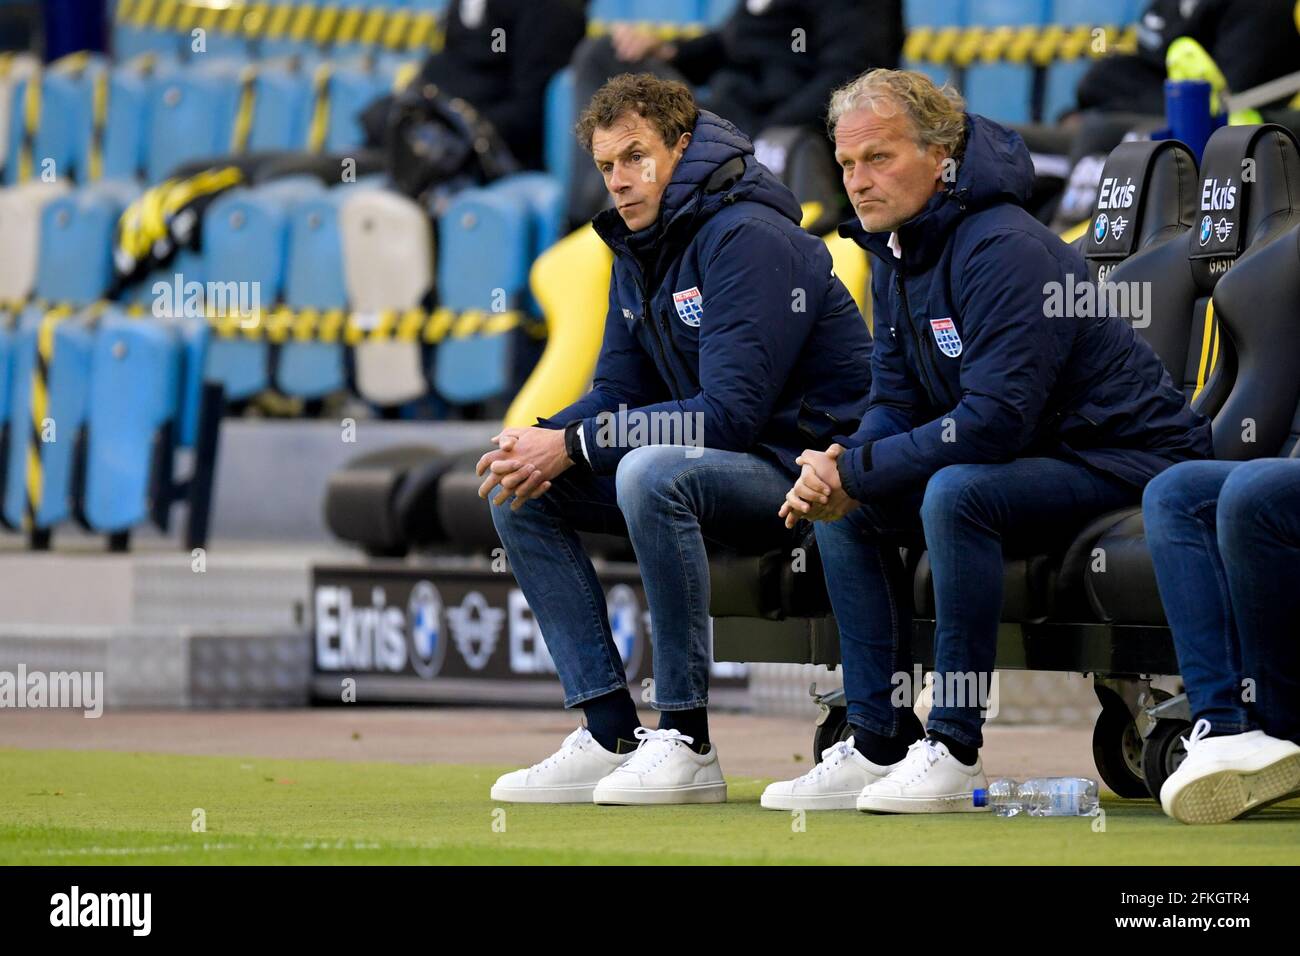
[504,224,613,427]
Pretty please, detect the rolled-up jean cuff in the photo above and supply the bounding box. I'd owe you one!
[847,715,899,738]
[651,696,709,712]
[563,681,632,710]
[925,718,981,750]
[1202,717,1255,735]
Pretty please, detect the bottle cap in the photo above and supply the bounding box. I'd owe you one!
[972,788,987,807]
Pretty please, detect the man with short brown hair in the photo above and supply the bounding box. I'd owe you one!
[478,73,873,806]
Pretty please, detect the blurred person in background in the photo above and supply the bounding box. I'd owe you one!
[361,0,587,172]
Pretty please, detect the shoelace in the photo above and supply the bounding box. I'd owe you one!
[1180,718,1213,754]
[891,738,945,786]
[531,726,591,772]
[796,740,854,784]
[620,727,694,773]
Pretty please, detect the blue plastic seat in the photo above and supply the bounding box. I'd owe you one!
[633,0,705,24]
[544,68,576,208]
[434,185,532,404]
[101,58,166,182]
[146,61,243,182]
[705,0,737,25]
[903,0,966,89]
[963,0,1046,125]
[201,177,323,401]
[3,305,95,530]
[35,179,141,306]
[277,186,354,398]
[247,64,313,152]
[320,63,391,154]
[81,307,183,533]
[4,65,86,186]
[1043,0,1141,122]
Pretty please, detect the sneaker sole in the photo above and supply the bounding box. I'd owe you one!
[489,783,599,804]
[857,792,988,814]
[760,791,862,811]
[592,781,728,805]
[1167,753,1300,825]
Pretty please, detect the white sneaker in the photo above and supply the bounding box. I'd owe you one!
[591,727,727,805]
[1160,719,1300,824]
[857,738,989,813]
[761,737,901,811]
[490,726,632,803]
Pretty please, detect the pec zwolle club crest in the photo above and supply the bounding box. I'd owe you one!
[929,317,962,358]
[672,287,703,327]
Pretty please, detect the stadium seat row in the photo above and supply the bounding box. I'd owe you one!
[111,0,1143,124]
[2,52,406,187]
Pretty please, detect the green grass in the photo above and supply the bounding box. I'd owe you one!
[2,748,1298,864]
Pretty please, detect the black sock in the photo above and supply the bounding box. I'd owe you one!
[928,731,979,767]
[658,707,710,753]
[849,709,925,766]
[582,688,640,754]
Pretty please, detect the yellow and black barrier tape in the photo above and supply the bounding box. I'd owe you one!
[5,299,544,346]
[116,1,1134,65]
[903,23,1138,66]
[24,303,74,528]
[585,19,709,43]
[202,304,545,344]
[116,0,446,53]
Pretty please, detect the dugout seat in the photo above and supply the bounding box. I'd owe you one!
[1088,221,1300,625]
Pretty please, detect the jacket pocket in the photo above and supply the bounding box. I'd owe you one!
[797,398,858,448]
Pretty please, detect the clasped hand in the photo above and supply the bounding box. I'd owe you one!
[778,443,859,529]
[476,426,573,511]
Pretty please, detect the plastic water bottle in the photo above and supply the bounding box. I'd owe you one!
[1021,777,1100,817]
[973,778,1021,816]
[973,778,1100,816]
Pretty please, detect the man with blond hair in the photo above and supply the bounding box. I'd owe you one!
[762,69,1212,814]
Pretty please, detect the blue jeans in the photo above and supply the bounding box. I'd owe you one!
[815,458,1139,749]
[1143,458,1300,742]
[490,445,795,711]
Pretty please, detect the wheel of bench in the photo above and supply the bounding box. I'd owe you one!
[812,705,851,762]
[1091,705,1151,799]
[1141,717,1191,801]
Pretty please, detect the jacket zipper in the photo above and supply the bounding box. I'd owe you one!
[895,273,942,403]
[633,272,689,399]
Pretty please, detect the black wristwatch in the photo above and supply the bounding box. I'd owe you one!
[564,420,587,468]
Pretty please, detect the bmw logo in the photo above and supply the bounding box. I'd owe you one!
[1093,214,1108,243]
[1199,215,1213,246]
[407,580,446,680]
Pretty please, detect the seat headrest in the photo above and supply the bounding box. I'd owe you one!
[1190,124,1300,287]
[1085,140,1198,281]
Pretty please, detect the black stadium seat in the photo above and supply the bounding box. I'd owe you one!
[1088,218,1300,626]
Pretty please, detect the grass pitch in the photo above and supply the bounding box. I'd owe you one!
[3,748,1298,865]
